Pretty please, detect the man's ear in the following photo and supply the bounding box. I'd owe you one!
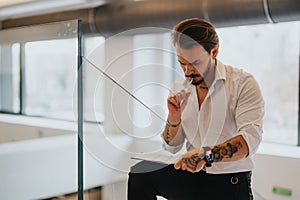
[211,48,219,59]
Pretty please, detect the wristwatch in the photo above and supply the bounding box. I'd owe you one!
[203,146,214,167]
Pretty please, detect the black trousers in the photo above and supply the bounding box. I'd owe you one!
[128,161,253,200]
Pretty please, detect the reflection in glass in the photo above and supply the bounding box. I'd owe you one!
[0,20,79,200]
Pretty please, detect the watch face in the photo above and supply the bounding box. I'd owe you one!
[205,150,214,167]
[205,153,214,162]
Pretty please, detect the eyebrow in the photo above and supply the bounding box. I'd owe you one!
[178,59,201,66]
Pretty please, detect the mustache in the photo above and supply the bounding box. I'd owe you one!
[185,74,201,78]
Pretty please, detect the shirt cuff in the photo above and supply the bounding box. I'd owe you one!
[161,134,184,154]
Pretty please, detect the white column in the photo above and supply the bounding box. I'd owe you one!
[104,36,134,135]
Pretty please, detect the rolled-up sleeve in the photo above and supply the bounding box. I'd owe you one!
[235,74,265,157]
[161,126,185,154]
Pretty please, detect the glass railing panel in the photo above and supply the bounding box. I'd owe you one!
[0,20,79,200]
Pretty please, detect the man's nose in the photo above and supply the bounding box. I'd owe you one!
[184,64,193,76]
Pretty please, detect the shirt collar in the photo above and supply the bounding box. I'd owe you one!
[207,59,226,95]
[214,59,226,81]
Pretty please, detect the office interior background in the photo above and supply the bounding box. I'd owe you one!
[0,0,299,199]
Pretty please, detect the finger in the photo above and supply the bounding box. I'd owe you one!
[195,160,205,172]
[172,93,182,103]
[174,159,182,170]
[174,155,185,169]
[186,167,195,173]
[186,92,191,98]
[168,94,176,100]
[168,96,180,108]
[168,98,178,107]
[185,162,197,173]
[181,162,187,170]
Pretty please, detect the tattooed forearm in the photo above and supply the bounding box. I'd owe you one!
[166,128,171,144]
[163,125,172,144]
[182,153,201,170]
[212,137,244,162]
[163,122,180,144]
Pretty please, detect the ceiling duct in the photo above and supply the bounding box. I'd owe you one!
[1,0,299,36]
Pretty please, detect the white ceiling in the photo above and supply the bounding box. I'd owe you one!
[0,0,110,21]
[0,0,36,8]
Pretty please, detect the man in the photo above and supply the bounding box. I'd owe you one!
[128,18,264,200]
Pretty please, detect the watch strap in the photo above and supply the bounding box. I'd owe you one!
[203,146,211,152]
[198,146,210,158]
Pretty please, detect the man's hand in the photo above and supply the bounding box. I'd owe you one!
[167,90,191,122]
[174,148,206,173]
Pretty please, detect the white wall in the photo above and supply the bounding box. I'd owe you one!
[0,127,127,200]
[0,114,75,143]
[253,152,300,200]
[0,121,72,143]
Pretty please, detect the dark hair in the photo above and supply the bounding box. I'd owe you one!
[172,18,219,53]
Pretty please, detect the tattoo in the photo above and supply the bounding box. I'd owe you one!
[212,141,242,162]
[166,131,170,144]
[165,127,171,144]
[182,153,201,170]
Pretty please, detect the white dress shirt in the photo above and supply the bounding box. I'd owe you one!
[162,60,265,174]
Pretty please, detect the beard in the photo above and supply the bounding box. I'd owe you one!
[186,59,212,86]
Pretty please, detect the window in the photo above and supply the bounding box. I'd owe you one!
[0,20,81,121]
[217,22,300,145]
[0,43,20,113]
[24,39,77,120]
[22,35,106,121]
